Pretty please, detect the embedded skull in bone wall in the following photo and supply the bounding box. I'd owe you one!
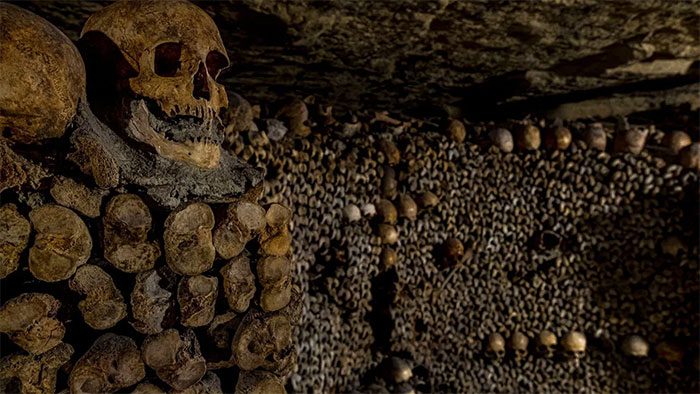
[79,0,231,169]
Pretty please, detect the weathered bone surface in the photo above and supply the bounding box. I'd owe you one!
[0,204,31,279]
[0,342,73,394]
[28,204,92,282]
[178,275,219,328]
[9,0,698,392]
[173,371,222,394]
[232,310,295,375]
[257,255,293,312]
[70,102,263,209]
[0,293,65,355]
[64,0,262,208]
[103,194,161,273]
[50,176,106,218]
[131,268,176,335]
[142,329,207,391]
[132,382,166,394]
[69,264,127,330]
[220,254,256,313]
[69,333,146,394]
[164,202,216,276]
[213,207,252,260]
[0,139,51,193]
[0,3,295,394]
[235,370,286,394]
[0,3,85,144]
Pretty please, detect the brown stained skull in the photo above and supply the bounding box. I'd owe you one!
[103,194,161,273]
[28,204,92,282]
[165,202,216,276]
[81,0,230,169]
[486,333,506,361]
[0,4,86,144]
[69,333,145,394]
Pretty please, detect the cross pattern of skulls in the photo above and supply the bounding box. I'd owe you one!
[81,0,230,169]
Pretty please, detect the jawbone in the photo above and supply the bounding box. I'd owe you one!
[129,100,221,169]
[69,100,263,209]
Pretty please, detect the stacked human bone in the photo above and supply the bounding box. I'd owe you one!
[0,2,298,393]
[226,94,699,392]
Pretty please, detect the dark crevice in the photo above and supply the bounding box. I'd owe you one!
[450,70,699,121]
[368,267,398,354]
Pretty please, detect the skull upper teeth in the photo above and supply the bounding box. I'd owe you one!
[129,100,220,169]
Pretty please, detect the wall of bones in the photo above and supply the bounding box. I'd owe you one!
[1,1,699,394]
[1,2,294,393]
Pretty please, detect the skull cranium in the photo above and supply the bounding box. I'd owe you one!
[486,333,506,361]
[0,3,86,144]
[80,0,230,169]
[71,0,263,209]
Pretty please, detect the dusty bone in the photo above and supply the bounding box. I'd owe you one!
[70,101,262,209]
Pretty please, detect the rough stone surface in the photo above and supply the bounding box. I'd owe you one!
[14,0,700,116]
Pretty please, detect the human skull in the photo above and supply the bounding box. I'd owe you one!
[486,333,506,361]
[561,330,587,360]
[509,331,529,361]
[613,126,649,155]
[0,4,86,144]
[535,330,557,358]
[621,335,649,358]
[80,0,230,169]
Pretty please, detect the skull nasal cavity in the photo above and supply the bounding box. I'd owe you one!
[193,62,210,100]
[154,42,182,77]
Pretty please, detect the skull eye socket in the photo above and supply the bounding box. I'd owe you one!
[154,42,182,77]
[206,50,229,80]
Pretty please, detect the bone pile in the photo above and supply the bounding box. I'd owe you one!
[0,194,300,393]
[1,2,299,393]
[228,97,699,393]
